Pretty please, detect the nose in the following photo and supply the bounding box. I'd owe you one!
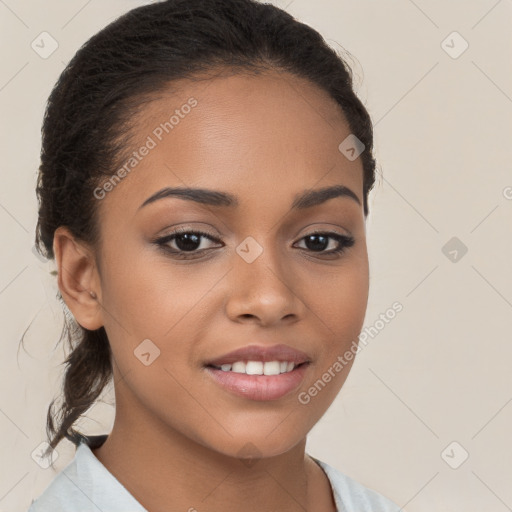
[224,239,305,327]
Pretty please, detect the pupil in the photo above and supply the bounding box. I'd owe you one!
[176,233,201,251]
[306,234,328,251]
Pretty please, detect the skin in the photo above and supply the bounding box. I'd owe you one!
[53,68,369,512]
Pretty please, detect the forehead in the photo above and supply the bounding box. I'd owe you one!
[99,69,364,217]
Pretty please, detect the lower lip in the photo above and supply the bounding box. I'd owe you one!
[205,363,310,401]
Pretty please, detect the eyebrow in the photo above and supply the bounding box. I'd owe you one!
[138,184,361,211]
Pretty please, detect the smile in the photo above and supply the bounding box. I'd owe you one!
[204,362,310,401]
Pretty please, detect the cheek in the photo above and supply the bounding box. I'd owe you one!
[98,247,229,401]
[299,249,369,398]
[314,270,368,329]
[98,253,217,434]
[303,244,369,339]
[100,242,218,335]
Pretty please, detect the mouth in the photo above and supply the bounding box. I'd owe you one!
[204,360,311,401]
[203,343,312,401]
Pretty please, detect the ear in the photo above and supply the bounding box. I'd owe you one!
[53,226,104,331]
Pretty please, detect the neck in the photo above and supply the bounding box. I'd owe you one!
[91,390,335,512]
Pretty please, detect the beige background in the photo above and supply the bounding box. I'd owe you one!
[1,1,511,511]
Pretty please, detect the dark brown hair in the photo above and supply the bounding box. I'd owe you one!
[34,0,377,455]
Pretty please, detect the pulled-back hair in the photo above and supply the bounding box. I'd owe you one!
[34,0,377,454]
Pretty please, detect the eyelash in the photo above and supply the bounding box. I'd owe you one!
[153,228,355,260]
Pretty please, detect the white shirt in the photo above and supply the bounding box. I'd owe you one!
[28,435,402,511]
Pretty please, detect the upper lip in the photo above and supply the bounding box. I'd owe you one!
[205,344,311,367]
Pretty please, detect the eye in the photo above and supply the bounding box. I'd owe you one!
[294,231,355,256]
[154,228,222,259]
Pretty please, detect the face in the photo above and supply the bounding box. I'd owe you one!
[77,69,369,458]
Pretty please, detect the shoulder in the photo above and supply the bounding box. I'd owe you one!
[312,456,402,512]
[27,436,146,512]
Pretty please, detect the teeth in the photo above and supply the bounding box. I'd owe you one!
[246,361,263,375]
[232,361,246,373]
[263,361,280,375]
[216,360,297,375]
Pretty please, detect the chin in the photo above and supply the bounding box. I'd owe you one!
[198,425,308,463]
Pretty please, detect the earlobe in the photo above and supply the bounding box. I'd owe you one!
[53,226,104,331]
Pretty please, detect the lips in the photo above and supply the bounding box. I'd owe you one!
[205,363,310,401]
[204,343,311,367]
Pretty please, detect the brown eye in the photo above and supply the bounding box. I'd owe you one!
[155,229,222,258]
[294,232,355,256]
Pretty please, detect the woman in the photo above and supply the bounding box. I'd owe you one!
[29,0,403,510]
